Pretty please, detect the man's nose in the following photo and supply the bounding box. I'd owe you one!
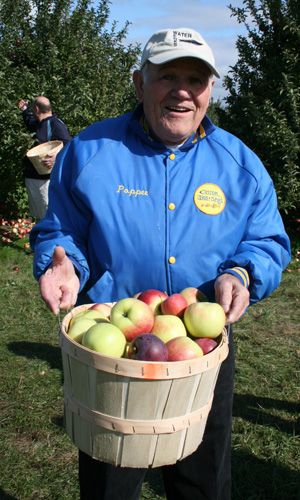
[171,80,191,98]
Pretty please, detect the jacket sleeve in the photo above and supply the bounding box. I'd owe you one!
[22,109,38,132]
[29,138,91,289]
[217,167,291,304]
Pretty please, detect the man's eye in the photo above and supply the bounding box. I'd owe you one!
[190,77,203,85]
[160,74,173,81]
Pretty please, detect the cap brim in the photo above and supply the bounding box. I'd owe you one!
[147,51,220,78]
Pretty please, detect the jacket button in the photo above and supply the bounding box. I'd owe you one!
[169,153,175,160]
[169,203,175,210]
[169,256,176,264]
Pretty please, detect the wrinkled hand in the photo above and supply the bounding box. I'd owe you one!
[41,152,56,169]
[214,273,250,324]
[39,246,80,315]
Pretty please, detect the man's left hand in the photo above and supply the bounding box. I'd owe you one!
[41,152,56,169]
[214,273,250,323]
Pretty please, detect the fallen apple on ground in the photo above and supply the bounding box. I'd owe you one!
[166,336,203,361]
[194,337,218,355]
[184,302,226,338]
[151,314,187,344]
[179,287,207,305]
[82,323,126,357]
[110,298,154,342]
[128,333,168,361]
[137,289,168,315]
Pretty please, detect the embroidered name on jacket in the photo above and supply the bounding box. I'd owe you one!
[117,185,149,197]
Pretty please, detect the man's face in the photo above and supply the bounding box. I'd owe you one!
[133,58,214,145]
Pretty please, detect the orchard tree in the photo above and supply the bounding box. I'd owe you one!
[0,0,141,216]
[220,0,300,215]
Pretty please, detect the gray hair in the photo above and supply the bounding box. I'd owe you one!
[141,61,214,89]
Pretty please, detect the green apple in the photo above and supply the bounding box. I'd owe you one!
[68,318,97,344]
[79,310,110,321]
[82,323,126,357]
[110,298,154,342]
[166,336,203,361]
[183,302,226,338]
[151,314,187,344]
[179,287,207,305]
[69,308,109,327]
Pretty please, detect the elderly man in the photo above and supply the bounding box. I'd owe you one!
[30,28,290,500]
[18,96,71,220]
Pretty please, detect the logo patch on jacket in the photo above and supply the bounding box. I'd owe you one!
[194,183,225,215]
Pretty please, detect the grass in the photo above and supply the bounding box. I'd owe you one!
[0,233,299,500]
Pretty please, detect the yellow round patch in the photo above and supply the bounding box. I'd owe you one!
[194,183,226,215]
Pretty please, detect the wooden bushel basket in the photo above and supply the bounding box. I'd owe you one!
[60,304,229,468]
[26,140,63,175]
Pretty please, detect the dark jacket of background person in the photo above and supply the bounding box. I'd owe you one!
[22,108,72,180]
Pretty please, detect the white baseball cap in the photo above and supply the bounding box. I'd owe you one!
[140,28,220,78]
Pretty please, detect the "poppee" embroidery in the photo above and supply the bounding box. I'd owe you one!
[117,185,149,197]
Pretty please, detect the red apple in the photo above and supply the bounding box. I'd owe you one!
[110,298,154,342]
[179,287,207,305]
[166,336,203,361]
[183,302,226,339]
[138,289,168,315]
[151,314,187,344]
[128,333,168,361]
[89,302,112,319]
[161,293,188,317]
[194,337,218,355]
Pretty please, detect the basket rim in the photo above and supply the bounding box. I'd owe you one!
[26,140,63,158]
[59,303,229,380]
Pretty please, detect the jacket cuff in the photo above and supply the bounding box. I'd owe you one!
[221,267,250,288]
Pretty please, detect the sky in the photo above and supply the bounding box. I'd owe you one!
[98,0,248,102]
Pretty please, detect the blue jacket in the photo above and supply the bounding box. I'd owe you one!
[30,105,291,305]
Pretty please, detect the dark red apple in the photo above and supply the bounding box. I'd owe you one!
[128,333,168,361]
[194,337,218,355]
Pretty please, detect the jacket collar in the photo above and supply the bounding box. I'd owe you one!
[129,104,215,151]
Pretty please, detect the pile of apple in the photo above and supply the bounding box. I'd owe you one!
[1,218,34,245]
[66,287,226,362]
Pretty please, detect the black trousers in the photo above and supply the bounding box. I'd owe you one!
[79,331,235,500]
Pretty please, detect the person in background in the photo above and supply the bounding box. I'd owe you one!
[18,96,71,221]
[29,28,291,500]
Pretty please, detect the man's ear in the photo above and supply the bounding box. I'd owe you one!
[132,70,144,103]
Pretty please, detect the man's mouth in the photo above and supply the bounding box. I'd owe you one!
[166,106,190,113]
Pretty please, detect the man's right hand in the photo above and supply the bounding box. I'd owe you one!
[39,246,80,315]
[18,99,28,111]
